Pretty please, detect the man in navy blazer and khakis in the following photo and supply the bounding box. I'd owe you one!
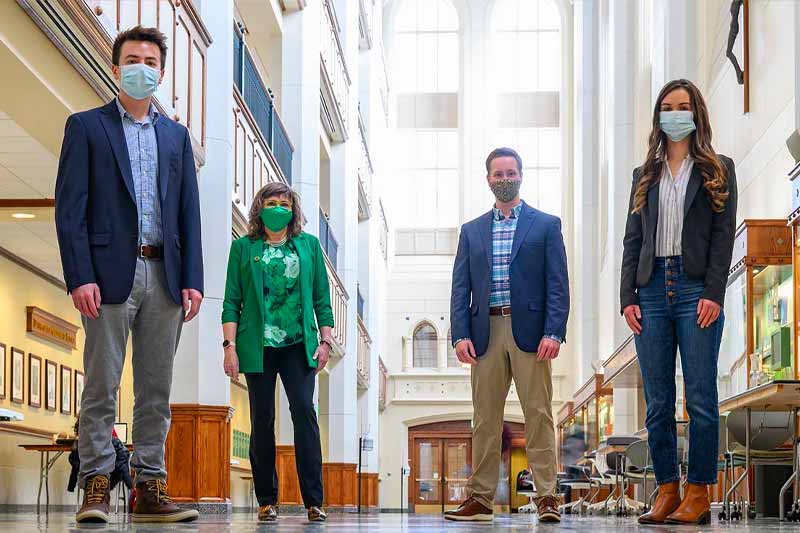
[55,26,202,524]
[445,148,569,524]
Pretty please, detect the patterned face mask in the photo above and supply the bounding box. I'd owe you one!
[489,178,522,203]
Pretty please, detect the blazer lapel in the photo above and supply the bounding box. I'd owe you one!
[647,176,660,236]
[478,211,494,271]
[99,101,136,202]
[154,119,172,203]
[510,204,536,264]
[250,239,265,320]
[684,164,703,219]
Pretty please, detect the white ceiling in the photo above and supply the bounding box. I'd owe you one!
[0,108,62,279]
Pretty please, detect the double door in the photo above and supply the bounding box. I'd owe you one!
[414,438,471,511]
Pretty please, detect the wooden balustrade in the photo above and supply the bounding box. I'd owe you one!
[323,252,348,354]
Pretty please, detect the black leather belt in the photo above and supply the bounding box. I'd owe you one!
[138,245,162,260]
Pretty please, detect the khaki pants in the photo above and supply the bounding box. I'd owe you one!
[466,315,557,509]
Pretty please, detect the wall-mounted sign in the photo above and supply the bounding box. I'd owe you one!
[26,307,79,350]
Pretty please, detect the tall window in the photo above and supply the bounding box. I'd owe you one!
[490,0,562,217]
[413,322,438,367]
[390,0,460,229]
[446,328,460,367]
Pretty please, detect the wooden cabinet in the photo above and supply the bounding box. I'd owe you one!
[719,220,794,401]
[572,375,612,453]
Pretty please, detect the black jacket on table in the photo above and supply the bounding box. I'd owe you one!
[68,436,132,492]
[620,154,738,313]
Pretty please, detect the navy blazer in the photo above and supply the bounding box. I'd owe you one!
[450,203,569,356]
[55,99,203,305]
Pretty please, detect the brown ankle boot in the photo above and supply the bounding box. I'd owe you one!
[666,482,711,524]
[132,479,199,523]
[76,474,111,523]
[638,481,681,524]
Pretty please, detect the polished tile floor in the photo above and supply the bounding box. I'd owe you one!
[1,512,798,532]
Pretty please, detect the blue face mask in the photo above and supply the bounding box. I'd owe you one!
[659,110,696,142]
[119,64,161,100]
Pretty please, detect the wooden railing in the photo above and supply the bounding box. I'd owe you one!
[324,252,349,353]
[320,0,351,141]
[378,357,387,411]
[357,316,371,389]
[82,0,211,148]
[358,0,373,50]
[232,90,288,231]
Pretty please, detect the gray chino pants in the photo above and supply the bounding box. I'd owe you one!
[78,258,183,486]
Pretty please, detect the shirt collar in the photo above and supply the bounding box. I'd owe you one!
[493,201,523,221]
[115,97,159,125]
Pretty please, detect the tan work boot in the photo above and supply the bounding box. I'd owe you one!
[536,495,562,523]
[76,474,111,523]
[638,480,682,524]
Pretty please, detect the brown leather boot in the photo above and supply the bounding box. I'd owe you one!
[666,482,711,524]
[76,474,111,523]
[132,479,199,523]
[638,481,681,524]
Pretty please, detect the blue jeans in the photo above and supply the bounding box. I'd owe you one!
[634,256,724,485]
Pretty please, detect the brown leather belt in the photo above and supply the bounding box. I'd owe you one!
[489,306,512,316]
[138,245,162,260]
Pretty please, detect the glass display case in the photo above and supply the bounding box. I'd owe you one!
[718,220,794,400]
[790,162,800,382]
[598,395,614,442]
[571,375,611,452]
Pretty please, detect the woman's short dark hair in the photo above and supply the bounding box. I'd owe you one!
[247,182,304,240]
[112,26,168,69]
[485,147,523,175]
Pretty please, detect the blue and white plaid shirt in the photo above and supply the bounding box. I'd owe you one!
[489,202,523,308]
[116,98,162,246]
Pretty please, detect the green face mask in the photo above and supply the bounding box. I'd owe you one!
[260,206,293,232]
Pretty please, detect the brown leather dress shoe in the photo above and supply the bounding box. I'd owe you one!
[443,497,493,521]
[258,505,277,522]
[132,479,199,523]
[638,481,681,524]
[666,482,711,525]
[76,474,111,523]
[307,506,327,522]
[536,495,561,523]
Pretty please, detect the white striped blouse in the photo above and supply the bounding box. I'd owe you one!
[655,157,694,258]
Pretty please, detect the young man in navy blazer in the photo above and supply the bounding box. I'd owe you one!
[445,148,569,523]
[54,26,203,524]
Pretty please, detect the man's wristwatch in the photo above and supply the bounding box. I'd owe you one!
[223,339,236,350]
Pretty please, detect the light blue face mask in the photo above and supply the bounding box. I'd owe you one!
[659,110,696,142]
[119,64,161,100]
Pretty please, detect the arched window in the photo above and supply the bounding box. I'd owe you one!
[490,0,562,217]
[413,322,438,367]
[446,328,459,367]
[390,0,460,229]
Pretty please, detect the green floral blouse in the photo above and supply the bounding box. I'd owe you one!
[260,241,303,348]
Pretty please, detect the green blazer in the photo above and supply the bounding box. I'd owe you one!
[222,232,335,372]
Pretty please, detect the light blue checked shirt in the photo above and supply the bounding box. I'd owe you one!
[116,98,162,246]
[490,202,523,308]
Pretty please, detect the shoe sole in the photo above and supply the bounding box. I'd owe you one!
[443,514,493,522]
[76,510,109,524]
[131,510,200,523]
[665,512,711,525]
[538,512,561,523]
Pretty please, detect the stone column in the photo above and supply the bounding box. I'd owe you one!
[572,0,600,385]
[167,0,234,512]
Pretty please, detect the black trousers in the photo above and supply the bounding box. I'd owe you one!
[245,343,323,507]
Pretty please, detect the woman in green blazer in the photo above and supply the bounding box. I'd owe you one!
[221,182,334,523]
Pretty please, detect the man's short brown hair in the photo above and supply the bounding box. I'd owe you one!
[485,147,523,175]
[112,26,168,69]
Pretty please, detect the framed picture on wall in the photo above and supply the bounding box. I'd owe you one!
[60,365,72,415]
[0,343,6,400]
[28,354,41,408]
[11,347,24,404]
[74,370,84,415]
[45,360,57,412]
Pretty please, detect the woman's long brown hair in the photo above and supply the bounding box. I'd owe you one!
[631,79,729,214]
[247,181,304,240]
